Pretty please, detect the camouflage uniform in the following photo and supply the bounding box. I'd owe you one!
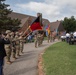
[40,33,44,45]
[37,33,41,47]
[10,32,17,60]
[15,32,20,57]
[19,33,24,54]
[34,33,38,48]
[5,30,12,64]
[47,29,51,43]
[47,34,51,43]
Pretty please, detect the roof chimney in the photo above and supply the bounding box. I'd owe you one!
[57,20,58,22]
[37,13,42,26]
[37,13,41,17]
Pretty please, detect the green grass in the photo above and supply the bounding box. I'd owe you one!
[43,42,76,75]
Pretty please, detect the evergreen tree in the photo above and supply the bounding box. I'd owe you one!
[0,0,21,31]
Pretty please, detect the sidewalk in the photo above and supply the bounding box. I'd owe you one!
[4,40,59,75]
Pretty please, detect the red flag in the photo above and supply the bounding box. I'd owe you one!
[30,16,42,31]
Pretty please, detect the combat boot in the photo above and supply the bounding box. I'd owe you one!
[13,57,17,61]
[6,61,12,64]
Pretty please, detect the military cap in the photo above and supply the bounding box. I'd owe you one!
[15,32,19,35]
[19,32,23,35]
[6,30,11,34]
[10,32,14,35]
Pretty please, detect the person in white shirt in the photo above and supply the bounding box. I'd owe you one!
[66,33,70,43]
[73,31,76,38]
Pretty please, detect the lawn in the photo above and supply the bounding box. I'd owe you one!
[43,42,76,75]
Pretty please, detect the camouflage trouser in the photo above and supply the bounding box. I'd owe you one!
[41,37,44,45]
[38,41,40,46]
[47,35,51,43]
[35,40,38,47]
[5,45,11,62]
[52,36,55,41]
[20,42,24,53]
[12,47,16,58]
[50,36,52,42]
[37,37,41,46]
[16,45,20,56]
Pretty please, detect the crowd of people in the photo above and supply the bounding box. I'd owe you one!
[0,29,60,75]
[61,31,76,44]
[0,30,25,75]
[0,29,47,75]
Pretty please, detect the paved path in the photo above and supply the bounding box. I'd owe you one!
[4,40,59,75]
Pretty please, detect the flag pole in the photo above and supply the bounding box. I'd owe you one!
[22,26,30,36]
[23,31,32,39]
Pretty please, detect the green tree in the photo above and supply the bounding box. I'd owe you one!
[62,16,76,32]
[11,19,21,31]
[0,0,21,31]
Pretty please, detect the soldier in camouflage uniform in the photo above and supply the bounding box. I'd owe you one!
[47,31,51,43]
[34,32,41,47]
[19,32,24,54]
[5,30,12,64]
[15,32,20,57]
[40,33,44,45]
[10,32,17,60]
[37,33,41,47]
[34,33,38,48]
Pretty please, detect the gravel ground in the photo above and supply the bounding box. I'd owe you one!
[4,40,59,75]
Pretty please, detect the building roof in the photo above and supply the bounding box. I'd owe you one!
[50,21,60,31]
[8,12,64,32]
[19,17,29,27]
[50,21,64,31]
[8,12,30,20]
[8,12,50,25]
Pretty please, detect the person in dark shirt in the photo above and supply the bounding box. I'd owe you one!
[0,32,9,75]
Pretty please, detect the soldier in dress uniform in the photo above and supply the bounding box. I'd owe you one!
[5,30,12,64]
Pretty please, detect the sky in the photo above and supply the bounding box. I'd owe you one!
[5,0,76,22]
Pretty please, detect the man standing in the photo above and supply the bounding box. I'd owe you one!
[10,32,17,60]
[5,30,12,64]
[19,32,24,54]
[0,32,9,75]
[34,33,38,48]
[15,32,20,57]
[73,31,76,39]
[66,32,70,43]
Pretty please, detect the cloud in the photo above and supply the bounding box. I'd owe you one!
[17,2,60,15]
[14,0,76,21]
[16,1,60,21]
